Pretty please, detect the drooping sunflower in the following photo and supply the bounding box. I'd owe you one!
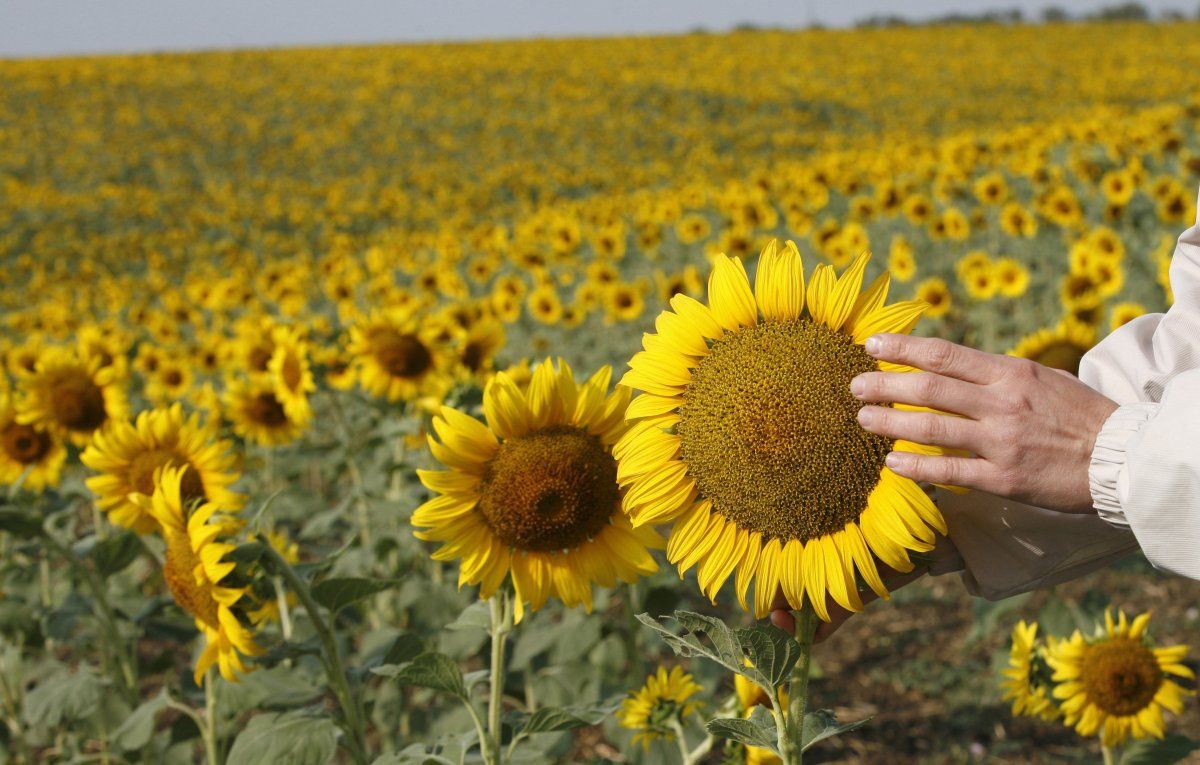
[266,325,315,424]
[618,665,703,749]
[413,359,664,622]
[1048,610,1194,747]
[223,377,307,447]
[18,347,128,447]
[347,309,452,405]
[81,404,243,534]
[1007,319,1097,375]
[0,392,66,492]
[1001,620,1062,722]
[147,465,261,684]
[617,240,949,621]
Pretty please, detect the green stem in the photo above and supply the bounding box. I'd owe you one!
[257,533,368,764]
[622,582,643,685]
[783,605,819,765]
[38,530,138,705]
[486,590,513,765]
[667,717,691,764]
[1101,740,1115,765]
[203,668,220,765]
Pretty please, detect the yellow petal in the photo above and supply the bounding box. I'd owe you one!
[708,254,757,331]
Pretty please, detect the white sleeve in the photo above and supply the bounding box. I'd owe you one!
[1081,186,1200,578]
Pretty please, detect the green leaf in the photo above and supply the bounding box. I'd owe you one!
[381,633,426,665]
[446,600,491,632]
[1119,734,1200,765]
[507,698,620,736]
[706,706,779,754]
[225,711,338,765]
[373,652,466,698]
[734,623,800,688]
[21,669,103,729]
[90,531,141,578]
[636,611,746,676]
[311,577,396,613]
[0,508,42,539]
[111,691,168,751]
[801,709,871,751]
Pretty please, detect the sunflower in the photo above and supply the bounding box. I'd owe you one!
[1007,320,1096,375]
[266,325,315,423]
[914,277,952,319]
[18,347,128,447]
[412,359,664,622]
[457,319,506,378]
[147,465,262,684]
[1110,302,1147,330]
[992,258,1030,298]
[1048,610,1193,747]
[1001,621,1062,722]
[618,665,703,749]
[0,392,66,492]
[82,404,243,534]
[347,309,452,404]
[224,377,307,446]
[617,240,949,621]
[887,236,916,282]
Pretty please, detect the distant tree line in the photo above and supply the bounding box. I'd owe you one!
[852,3,1198,28]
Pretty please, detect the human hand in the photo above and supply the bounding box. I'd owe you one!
[851,334,1118,514]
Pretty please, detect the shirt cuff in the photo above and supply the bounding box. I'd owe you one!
[1089,402,1159,527]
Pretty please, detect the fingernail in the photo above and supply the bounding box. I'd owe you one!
[885,451,911,471]
[856,406,875,425]
[864,336,882,355]
[850,375,866,397]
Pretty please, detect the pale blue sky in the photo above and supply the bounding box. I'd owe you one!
[1,0,1195,57]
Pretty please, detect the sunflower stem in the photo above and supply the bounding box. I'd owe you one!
[622,582,644,685]
[257,533,368,764]
[486,589,513,765]
[783,604,819,765]
[202,668,220,765]
[1101,740,1115,765]
[667,717,691,764]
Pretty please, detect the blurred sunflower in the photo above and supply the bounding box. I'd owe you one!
[617,240,948,621]
[1048,610,1193,747]
[1110,302,1147,330]
[224,378,307,446]
[618,665,703,749]
[413,359,663,622]
[147,465,262,684]
[82,404,242,534]
[267,325,315,423]
[1007,320,1096,375]
[914,277,952,319]
[348,309,451,404]
[1001,620,1062,722]
[992,257,1030,298]
[0,392,66,492]
[18,347,128,447]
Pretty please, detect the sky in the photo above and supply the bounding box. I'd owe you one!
[1,0,1196,58]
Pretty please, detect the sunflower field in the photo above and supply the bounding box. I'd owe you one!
[2,17,1200,765]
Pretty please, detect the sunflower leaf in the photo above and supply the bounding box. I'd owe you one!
[311,576,397,614]
[705,706,780,754]
[1119,734,1200,765]
[801,709,871,751]
[89,531,141,579]
[225,711,338,765]
[635,611,745,677]
[373,651,466,699]
[734,624,801,687]
[0,507,42,539]
[505,697,620,736]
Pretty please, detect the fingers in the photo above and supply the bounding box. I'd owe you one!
[851,371,983,417]
[865,334,1006,384]
[884,451,988,488]
[857,405,980,451]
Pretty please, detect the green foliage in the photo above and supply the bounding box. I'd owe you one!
[1119,735,1200,765]
[226,711,339,765]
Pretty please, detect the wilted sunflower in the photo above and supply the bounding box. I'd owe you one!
[348,309,451,404]
[0,392,66,492]
[1007,319,1097,375]
[618,665,703,749]
[224,378,307,446]
[413,359,663,622]
[18,347,128,447]
[617,240,949,621]
[147,465,262,684]
[1048,610,1194,747]
[1001,620,1062,722]
[82,404,242,534]
[266,325,315,424]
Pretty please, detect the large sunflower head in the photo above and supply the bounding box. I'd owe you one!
[0,391,66,493]
[413,358,664,622]
[1001,620,1062,722]
[147,465,261,684]
[348,308,453,405]
[18,347,128,447]
[618,665,703,750]
[223,377,308,447]
[617,240,949,621]
[81,403,243,534]
[1048,610,1194,748]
